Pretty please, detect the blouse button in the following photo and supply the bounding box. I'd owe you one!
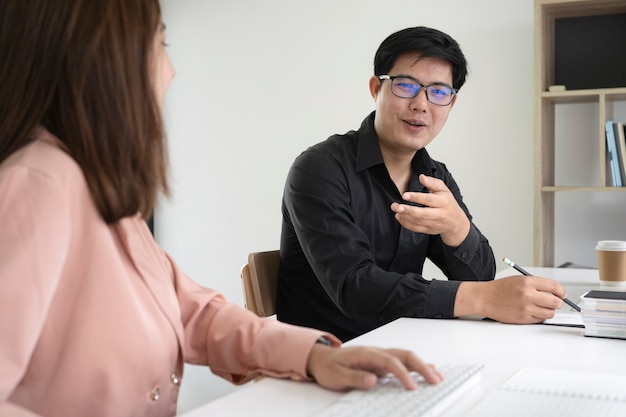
[170,373,181,385]
[150,386,161,401]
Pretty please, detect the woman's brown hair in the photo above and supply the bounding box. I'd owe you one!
[0,0,169,223]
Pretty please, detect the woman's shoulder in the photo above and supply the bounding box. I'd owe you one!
[1,128,83,185]
[0,129,91,214]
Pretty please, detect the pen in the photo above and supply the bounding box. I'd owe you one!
[502,257,582,312]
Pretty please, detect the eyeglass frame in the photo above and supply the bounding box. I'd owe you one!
[378,75,458,106]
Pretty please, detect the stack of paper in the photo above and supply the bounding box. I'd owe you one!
[580,290,626,339]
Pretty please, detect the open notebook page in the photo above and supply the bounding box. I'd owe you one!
[466,368,626,417]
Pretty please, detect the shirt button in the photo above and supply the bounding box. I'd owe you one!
[461,252,467,259]
[170,373,181,385]
[150,386,160,401]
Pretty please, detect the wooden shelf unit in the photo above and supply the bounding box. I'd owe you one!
[533,0,626,266]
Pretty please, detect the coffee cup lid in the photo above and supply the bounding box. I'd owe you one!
[596,240,626,251]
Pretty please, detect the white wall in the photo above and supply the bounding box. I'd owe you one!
[159,0,535,413]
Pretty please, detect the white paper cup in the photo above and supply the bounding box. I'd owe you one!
[596,240,626,289]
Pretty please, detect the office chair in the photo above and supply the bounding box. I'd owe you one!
[240,250,280,317]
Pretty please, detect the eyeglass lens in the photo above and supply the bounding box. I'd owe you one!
[391,77,454,106]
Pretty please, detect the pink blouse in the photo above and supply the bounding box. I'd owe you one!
[0,129,336,417]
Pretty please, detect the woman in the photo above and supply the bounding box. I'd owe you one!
[0,1,441,416]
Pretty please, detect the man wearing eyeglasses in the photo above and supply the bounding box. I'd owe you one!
[276,26,568,342]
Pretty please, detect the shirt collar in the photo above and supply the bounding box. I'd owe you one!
[355,111,438,176]
[355,112,383,172]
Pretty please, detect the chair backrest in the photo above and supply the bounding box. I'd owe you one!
[240,250,280,317]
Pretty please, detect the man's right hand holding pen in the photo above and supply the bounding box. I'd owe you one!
[451,258,576,323]
[503,257,581,312]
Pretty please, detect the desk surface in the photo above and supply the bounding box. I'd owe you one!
[180,267,622,417]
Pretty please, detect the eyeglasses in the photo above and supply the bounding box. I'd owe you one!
[378,75,457,106]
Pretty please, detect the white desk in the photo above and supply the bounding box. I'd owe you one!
[180,268,623,417]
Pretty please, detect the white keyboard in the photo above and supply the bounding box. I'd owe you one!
[315,364,484,417]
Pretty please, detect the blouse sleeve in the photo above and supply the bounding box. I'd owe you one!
[0,162,71,415]
[169,254,340,385]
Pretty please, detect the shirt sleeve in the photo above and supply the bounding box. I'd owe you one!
[424,167,496,284]
[0,164,70,415]
[170,256,340,384]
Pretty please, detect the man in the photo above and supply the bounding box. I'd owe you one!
[276,26,567,341]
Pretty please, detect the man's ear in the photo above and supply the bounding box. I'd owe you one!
[449,94,458,110]
[369,76,381,100]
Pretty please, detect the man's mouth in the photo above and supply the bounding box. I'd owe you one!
[404,119,426,127]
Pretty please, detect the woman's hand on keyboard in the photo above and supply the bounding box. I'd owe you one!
[306,346,443,391]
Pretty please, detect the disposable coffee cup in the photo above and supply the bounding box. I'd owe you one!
[596,240,626,290]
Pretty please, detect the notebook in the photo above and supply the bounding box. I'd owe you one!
[466,368,626,417]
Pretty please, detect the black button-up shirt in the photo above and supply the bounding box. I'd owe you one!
[276,112,495,341]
